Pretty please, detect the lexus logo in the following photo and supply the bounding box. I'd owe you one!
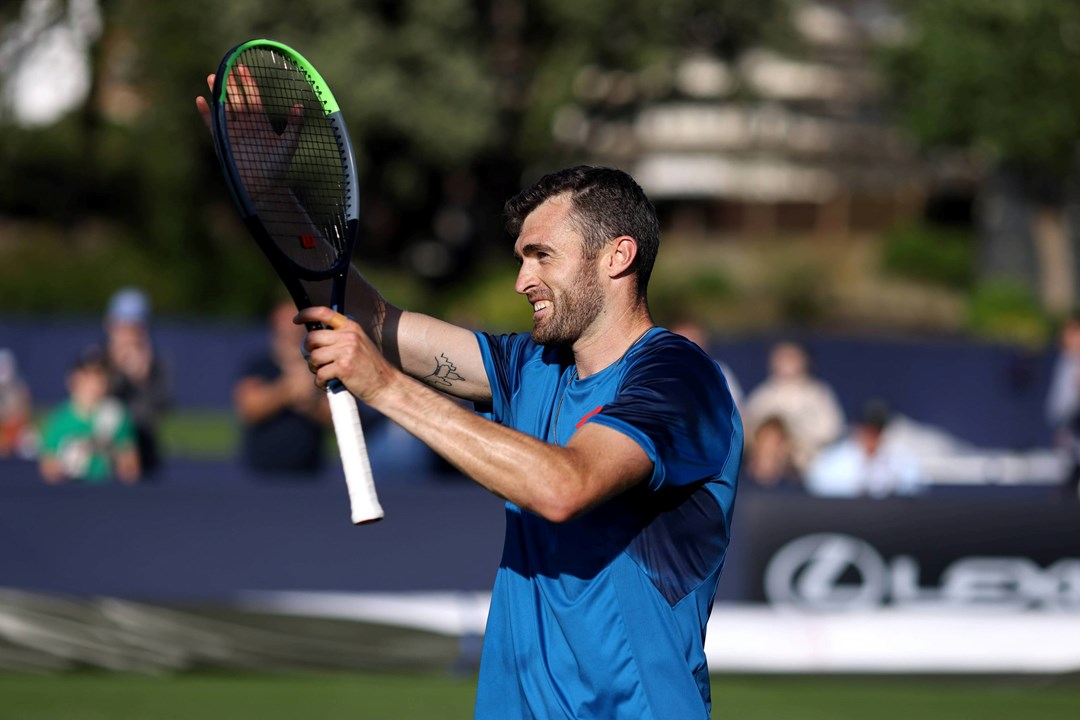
[764,534,1080,611]
[765,533,887,610]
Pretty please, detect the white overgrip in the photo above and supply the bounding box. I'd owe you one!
[326,383,384,524]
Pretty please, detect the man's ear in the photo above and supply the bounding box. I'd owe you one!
[606,235,638,279]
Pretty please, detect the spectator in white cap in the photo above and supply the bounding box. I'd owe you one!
[103,287,170,476]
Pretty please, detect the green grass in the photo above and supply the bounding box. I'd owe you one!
[159,409,239,460]
[713,676,1080,719]
[1,673,1078,720]
[158,409,343,460]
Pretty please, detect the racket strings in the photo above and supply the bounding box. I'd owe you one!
[224,48,351,273]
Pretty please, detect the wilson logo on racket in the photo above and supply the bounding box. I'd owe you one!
[299,233,317,249]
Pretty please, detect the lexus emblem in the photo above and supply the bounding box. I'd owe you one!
[765,533,887,610]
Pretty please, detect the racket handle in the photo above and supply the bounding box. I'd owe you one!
[326,382,384,524]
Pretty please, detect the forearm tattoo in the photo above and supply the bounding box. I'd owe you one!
[424,353,466,388]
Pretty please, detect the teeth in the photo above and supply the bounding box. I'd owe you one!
[533,301,551,312]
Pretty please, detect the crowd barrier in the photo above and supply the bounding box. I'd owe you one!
[2,459,1074,601]
[2,459,1078,672]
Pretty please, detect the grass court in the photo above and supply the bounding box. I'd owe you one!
[2,672,1078,719]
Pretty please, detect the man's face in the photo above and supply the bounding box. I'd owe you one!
[513,195,605,347]
[770,343,808,380]
[1063,321,1080,355]
[269,302,306,360]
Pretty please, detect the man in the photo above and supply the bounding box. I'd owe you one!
[198,75,739,715]
[39,346,141,485]
[805,399,923,498]
[234,299,332,476]
[306,167,742,717]
[743,340,844,474]
[103,287,170,476]
[1047,313,1080,501]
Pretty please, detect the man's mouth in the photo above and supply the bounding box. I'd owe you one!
[532,300,552,317]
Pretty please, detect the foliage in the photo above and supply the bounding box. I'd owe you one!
[881,221,975,290]
[649,267,739,327]
[882,0,1080,177]
[0,217,283,317]
[967,279,1052,347]
[440,262,533,332]
[0,0,790,317]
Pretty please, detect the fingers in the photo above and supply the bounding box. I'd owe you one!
[282,103,304,146]
[196,74,215,132]
[195,96,212,133]
[225,70,246,114]
[295,308,364,388]
[295,306,348,329]
[236,64,263,114]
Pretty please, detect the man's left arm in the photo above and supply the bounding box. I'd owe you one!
[373,373,651,522]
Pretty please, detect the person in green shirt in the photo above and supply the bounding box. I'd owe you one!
[39,347,141,485]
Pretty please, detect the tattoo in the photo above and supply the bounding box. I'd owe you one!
[424,353,466,388]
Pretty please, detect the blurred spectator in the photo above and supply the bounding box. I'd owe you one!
[0,348,37,459]
[669,319,744,408]
[1046,313,1080,501]
[104,287,170,476]
[234,300,332,476]
[39,346,141,485]
[744,341,844,473]
[805,399,922,498]
[742,415,802,492]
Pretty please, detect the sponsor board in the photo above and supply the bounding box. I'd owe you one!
[764,533,1080,611]
[735,493,1080,613]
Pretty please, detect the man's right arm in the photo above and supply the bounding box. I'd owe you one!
[343,272,492,404]
[196,82,491,404]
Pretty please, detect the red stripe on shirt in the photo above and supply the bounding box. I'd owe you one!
[576,406,604,429]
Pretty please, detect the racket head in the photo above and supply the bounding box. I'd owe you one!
[211,39,360,302]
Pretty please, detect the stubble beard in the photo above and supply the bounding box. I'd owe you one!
[531,262,604,347]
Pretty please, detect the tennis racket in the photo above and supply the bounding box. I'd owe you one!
[210,39,383,524]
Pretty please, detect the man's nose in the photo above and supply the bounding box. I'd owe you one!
[514,262,536,296]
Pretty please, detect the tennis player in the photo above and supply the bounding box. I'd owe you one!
[303,166,742,718]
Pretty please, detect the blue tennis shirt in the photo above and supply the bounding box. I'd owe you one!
[473,327,742,719]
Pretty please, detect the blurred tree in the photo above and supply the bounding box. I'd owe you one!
[0,0,788,317]
[883,0,1080,315]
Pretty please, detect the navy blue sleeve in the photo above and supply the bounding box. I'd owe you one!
[475,332,528,425]
[587,337,743,492]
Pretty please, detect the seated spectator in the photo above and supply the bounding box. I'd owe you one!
[744,341,844,473]
[103,287,170,476]
[39,346,141,485]
[743,415,802,492]
[805,399,922,498]
[234,300,332,476]
[0,348,36,459]
[1046,312,1080,501]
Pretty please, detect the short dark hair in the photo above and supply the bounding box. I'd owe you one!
[505,166,660,297]
[72,345,108,372]
[859,398,891,430]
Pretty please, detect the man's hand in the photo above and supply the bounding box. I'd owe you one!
[298,307,398,405]
[194,66,303,201]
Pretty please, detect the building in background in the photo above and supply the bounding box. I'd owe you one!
[553,0,975,241]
